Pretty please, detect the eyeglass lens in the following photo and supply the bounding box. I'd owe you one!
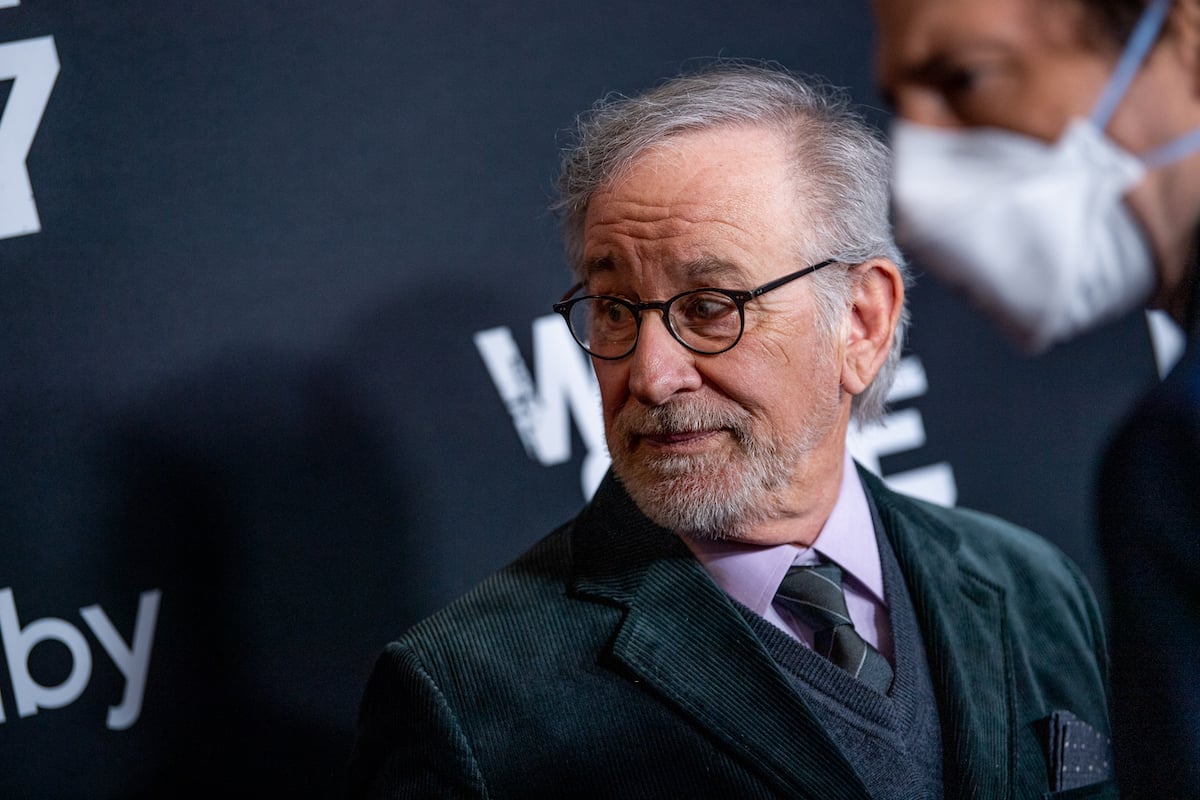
[567,290,743,358]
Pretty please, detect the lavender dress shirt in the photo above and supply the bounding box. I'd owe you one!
[684,449,893,663]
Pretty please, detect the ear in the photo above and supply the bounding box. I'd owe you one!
[840,258,905,396]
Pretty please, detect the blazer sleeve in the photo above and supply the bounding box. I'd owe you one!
[346,641,487,800]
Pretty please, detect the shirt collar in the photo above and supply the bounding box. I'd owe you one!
[683,449,884,615]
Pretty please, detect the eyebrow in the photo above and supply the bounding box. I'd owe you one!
[581,255,749,286]
[581,255,616,279]
[681,256,747,284]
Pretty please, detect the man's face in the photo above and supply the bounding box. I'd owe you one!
[872,0,1116,141]
[581,125,852,544]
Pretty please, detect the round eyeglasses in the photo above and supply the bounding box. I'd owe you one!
[552,259,835,360]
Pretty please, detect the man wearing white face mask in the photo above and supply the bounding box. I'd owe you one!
[874,0,1200,795]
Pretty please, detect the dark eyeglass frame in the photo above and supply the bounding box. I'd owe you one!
[552,258,836,360]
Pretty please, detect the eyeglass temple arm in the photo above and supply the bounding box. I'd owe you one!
[746,259,836,299]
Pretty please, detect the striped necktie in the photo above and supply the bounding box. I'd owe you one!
[775,562,893,693]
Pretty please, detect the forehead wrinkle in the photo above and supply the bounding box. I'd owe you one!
[584,204,764,266]
[588,208,766,250]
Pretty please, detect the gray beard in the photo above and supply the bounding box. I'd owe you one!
[608,392,838,541]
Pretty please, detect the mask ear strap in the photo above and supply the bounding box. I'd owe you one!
[1090,0,1173,129]
[1094,0,1200,170]
[1143,127,1200,168]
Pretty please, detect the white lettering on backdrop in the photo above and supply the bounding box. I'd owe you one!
[0,588,160,730]
[0,25,59,240]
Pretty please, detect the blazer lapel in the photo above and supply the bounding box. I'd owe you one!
[571,474,871,800]
[862,468,1015,800]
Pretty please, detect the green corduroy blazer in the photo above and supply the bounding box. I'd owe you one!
[347,465,1116,799]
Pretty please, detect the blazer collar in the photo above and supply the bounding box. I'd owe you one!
[569,472,871,800]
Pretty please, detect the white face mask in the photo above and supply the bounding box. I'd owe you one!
[890,0,1200,353]
[891,118,1153,353]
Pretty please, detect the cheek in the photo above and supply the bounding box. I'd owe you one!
[731,323,832,387]
[699,352,783,417]
[723,336,841,414]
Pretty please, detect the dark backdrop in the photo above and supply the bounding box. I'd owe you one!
[0,2,1158,797]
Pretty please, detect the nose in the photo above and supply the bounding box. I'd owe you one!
[625,311,703,406]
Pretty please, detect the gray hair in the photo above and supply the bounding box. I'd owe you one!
[553,61,910,426]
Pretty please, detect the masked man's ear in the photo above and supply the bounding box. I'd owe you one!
[840,259,905,397]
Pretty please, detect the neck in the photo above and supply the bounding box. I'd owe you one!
[722,442,848,549]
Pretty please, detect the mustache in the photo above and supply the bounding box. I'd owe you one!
[616,400,752,439]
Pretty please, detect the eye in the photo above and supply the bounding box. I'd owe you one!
[940,66,979,98]
[925,53,1016,124]
[593,298,635,328]
[674,291,740,331]
[927,59,988,108]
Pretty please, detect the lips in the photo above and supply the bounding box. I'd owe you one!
[638,428,722,449]
[616,400,749,456]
